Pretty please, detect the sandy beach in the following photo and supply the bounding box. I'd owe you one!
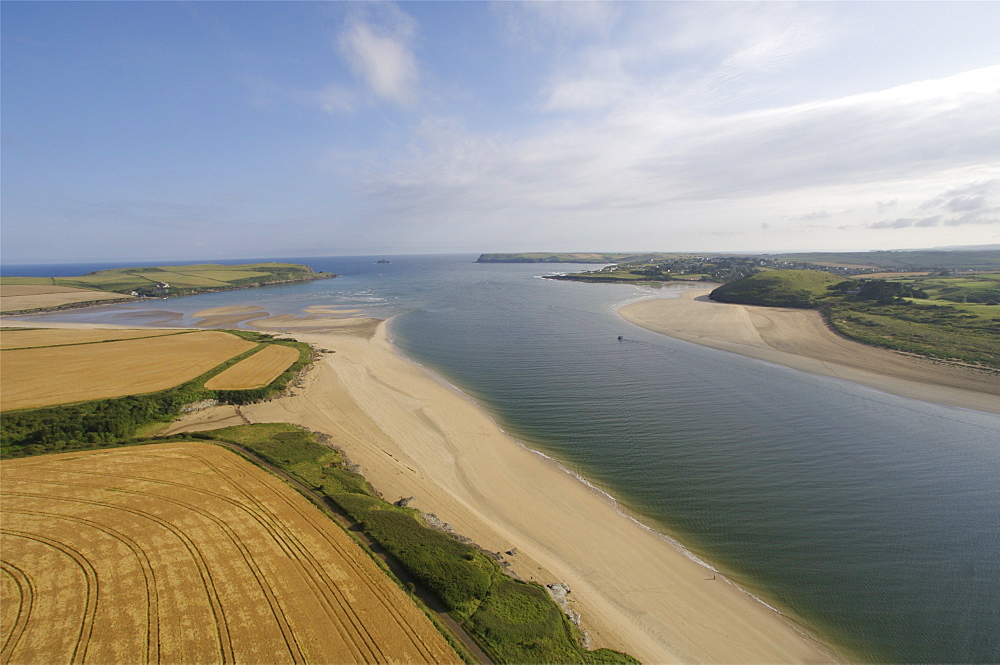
[160,315,841,664]
[617,286,999,415]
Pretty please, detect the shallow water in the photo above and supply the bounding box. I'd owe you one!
[10,254,1000,663]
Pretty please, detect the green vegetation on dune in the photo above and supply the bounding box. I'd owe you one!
[826,301,1000,368]
[203,423,638,665]
[709,270,1000,369]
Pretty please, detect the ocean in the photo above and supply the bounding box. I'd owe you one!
[7,254,999,663]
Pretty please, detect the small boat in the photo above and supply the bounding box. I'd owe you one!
[617,335,624,341]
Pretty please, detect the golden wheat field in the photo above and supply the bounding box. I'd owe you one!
[0,285,131,312]
[0,331,256,411]
[0,442,461,665]
[0,329,183,350]
[204,345,301,390]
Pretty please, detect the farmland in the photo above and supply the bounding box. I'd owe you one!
[204,345,301,390]
[0,442,461,664]
[0,262,335,313]
[0,330,256,411]
[1,329,312,458]
[0,328,182,350]
[0,284,132,312]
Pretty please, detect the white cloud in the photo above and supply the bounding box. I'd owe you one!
[348,63,1000,251]
[869,180,1000,230]
[337,6,419,107]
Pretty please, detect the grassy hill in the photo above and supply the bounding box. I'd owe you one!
[709,270,842,308]
[1,262,335,298]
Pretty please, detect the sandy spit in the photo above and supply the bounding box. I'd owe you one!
[618,286,999,415]
[165,320,841,664]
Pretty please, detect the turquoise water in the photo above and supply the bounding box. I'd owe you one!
[11,254,1000,663]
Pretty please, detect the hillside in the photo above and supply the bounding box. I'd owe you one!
[709,270,842,308]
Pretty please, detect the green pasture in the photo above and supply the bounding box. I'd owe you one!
[0,276,54,285]
[904,298,1000,320]
[182,269,271,281]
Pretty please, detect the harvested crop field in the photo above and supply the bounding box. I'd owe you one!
[0,442,461,665]
[0,328,184,350]
[204,345,301,390]
[0,285,131,312]
[0,331,255,411]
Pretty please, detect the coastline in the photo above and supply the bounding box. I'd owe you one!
[619,286,1000,415]
[162,316,842,664]
[0,273,336,316]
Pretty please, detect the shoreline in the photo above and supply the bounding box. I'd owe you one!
[0,274,337,316]
[162,316,843,664]
[618,286,1000,415]
[5,311,844,662]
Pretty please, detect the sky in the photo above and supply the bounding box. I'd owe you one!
[2,1,999,263]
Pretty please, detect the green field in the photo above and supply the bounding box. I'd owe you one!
[0,330,311,458]
[768,250,1000,271]
[887,275,1000,304]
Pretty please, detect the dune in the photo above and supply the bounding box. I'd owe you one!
[618,286,999,415]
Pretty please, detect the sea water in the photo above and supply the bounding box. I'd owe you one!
[7,254,999,663]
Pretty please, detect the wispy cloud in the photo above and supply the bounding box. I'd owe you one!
[337,5,419,107]
[869,180,1000,229]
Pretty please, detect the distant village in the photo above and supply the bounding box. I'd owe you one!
[595,255,886,283]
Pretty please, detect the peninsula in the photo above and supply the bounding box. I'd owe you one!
[525,248,999,385]
[0,262,336,314]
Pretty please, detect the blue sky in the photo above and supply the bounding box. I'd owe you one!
[3,1,999,263]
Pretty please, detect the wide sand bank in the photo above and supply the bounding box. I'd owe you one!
[164,318,840,664]
[618,286,999,415]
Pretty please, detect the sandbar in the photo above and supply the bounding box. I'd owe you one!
[164,319,842,664]
[619,286,999,414]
